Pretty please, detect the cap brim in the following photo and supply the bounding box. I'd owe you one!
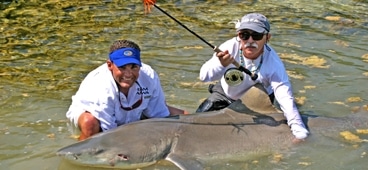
[236,23,266,33]
[113,58,141,67]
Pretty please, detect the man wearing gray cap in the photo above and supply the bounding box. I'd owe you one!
[66,39,188,140]
[197,13,309,140]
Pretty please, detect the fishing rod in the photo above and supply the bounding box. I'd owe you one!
[143,0,258,81]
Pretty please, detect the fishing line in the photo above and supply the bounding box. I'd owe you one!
[143,1,258,80]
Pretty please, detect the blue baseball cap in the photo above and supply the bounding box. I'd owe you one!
[236,13,270,33]
[109,47,141,67]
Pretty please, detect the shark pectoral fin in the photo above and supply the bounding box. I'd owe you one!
[166,154,204,170]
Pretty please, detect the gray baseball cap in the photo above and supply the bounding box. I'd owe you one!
[236,13,270,33]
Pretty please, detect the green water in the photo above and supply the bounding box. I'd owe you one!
[0,0,367,169]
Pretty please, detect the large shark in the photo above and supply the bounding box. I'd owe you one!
[56,84,368,169]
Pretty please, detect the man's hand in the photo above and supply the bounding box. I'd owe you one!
[291,124,309,140]
[292,137,306,144]
[217,50,235,67]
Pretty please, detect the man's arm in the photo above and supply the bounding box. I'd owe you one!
[167,105,189,115]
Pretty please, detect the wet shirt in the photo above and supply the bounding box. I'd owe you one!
[199,37,303,126]
[66,63,169,131]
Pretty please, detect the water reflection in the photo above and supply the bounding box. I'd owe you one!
[0,0,367,169]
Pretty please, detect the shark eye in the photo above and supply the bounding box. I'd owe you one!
[117,154,129,160]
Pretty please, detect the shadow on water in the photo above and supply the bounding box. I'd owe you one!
[0,0,367,169]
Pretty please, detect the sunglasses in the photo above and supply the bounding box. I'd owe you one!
[238,32,265,41]
[118,82,143,111]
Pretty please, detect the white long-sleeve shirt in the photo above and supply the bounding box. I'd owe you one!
[66,63,169,131]
[199,37,304,127]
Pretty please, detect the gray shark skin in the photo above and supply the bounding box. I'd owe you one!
[56,84,368,170]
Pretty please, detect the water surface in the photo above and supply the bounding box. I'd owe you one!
[0,0,367,169]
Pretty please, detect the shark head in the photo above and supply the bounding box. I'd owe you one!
[57,120,179,169]
[57,144,156,168]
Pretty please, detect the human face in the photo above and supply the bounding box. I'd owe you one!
[238,29,270,60]
[108,61,140,93]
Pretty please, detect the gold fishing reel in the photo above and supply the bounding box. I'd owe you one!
[224,68,244,86]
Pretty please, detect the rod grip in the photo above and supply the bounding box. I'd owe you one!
[213,46,241,69]
[213,46,258,80]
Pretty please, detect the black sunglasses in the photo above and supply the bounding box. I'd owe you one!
[118,82,143,111]
[238,32,265,41]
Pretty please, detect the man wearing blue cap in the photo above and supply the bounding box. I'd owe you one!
[66,39,188,140]
[197,13,309,141]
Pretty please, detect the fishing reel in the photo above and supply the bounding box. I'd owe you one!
[224,68,244,86]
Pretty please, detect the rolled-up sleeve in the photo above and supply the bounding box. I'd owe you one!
[66,65,118,131]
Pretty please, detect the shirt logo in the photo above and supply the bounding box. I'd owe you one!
[243,18,262,23]
[137,87,150,95]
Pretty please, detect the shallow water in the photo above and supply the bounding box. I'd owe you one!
[0,0,367,169]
